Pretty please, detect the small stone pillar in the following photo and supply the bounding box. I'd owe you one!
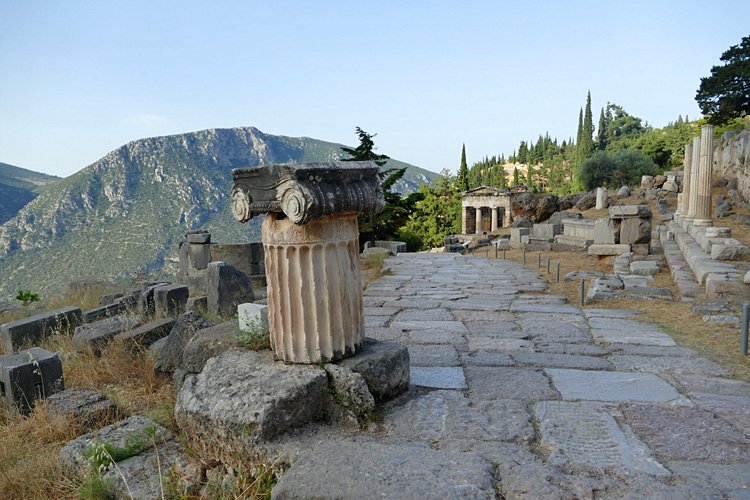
[475,207,483,234]
[686,136,701,221]
[595,187,609,210]
[693,125,714,226]
[678,143,693,220]
[231,162,384,364]
[461,207,469,235]
[490,208,498,231]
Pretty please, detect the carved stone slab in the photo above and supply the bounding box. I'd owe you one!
[232,161,385,225]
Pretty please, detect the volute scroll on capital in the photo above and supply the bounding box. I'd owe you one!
[231,161,385,225]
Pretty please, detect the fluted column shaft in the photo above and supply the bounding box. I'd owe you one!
[262,212,364,364]
[694,125,714,226]
[679,143,693,219]
[491,208,498,231]
[475,207,483,234]
[687,137,701,220]
[461,207,469,234]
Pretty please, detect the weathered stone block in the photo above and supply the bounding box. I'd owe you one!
[595,187,609,209]
[531,223,561,240]
[207,261,255,319]
[189,242,211,270]
[154,284,189,317]
[323,363,375,416]
[115,318,175,350]
[60,415,174,478]
[154,311,214,373]
[620,217,651,245]
[138,282,169,315]
[710,240,750,261]
[608,205,652,218]
[510,227,529,245]
[630,261,659,276]
[175,350,328,465]
[338,338,409,401]
[44,389,117,430]
[72,315,140,355]
[186,295,207,314]
[593,218,616,244]
[186,230,211,244]
[83,301,131,323]
[1,306,83,353]
[588,244,630,256]
[0,347,64,414]
[181,321,237,374]
[238,303,268,332]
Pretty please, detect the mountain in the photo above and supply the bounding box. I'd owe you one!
[0,162,61,224]
[0,127,438,299]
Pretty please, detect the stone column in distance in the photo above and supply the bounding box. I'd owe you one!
[693,125,714,227]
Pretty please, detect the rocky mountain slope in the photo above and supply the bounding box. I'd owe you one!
[0,127,437,299]
[0,162,60,224]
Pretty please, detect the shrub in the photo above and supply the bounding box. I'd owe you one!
[581,149,657,190]
[16,289,40,306]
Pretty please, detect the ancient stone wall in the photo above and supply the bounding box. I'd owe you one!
[714,130,750,203]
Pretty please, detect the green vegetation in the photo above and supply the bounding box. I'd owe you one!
[233,314,271,350]
[580,149,658,190]
[340,126,390,166]
[696,35,750,125]
[15,289,40,306]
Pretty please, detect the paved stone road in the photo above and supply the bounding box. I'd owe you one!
[274,253,750,499]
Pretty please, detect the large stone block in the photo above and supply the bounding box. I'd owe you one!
[338,338,410,401]
[138,282,169,315]
[588,244,630,256]
[1,306,83,353]
[153,284,189,317]
[181,321,237,374]
[593,218,616,244]
[619,217,651,245]
[207,261,255,319]
[0,347,64,414]
[83,301,131,323]
[186,230,211,244]
[175,350,328,465]
[154,311,214,373]
[72,315,140,355]
[595,187,609,209]
[44,389,118,430]
[531,223,561,240]
[238,303,269,332]
[115,318,175,350]
[608,205,652,219]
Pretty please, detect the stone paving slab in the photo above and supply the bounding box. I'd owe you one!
[688,392,750,436]
[512,352,612,370]
[466,367,558,400]
[607,343,697,357]
[384,297,443,309]
[464,322,529,339]
[364,316,390,328]
[545,368,685,403]
[608,354,730,376]
[535,401,669,475]
[408,344,461,367]
[583,309,643,319]
[509,303,582,314]
[271,438,495,499]
[410,367,467,389]
[391,320,467,333]
[625,404,750,463]
[533,342,609,356]
[362,326,403,342]
[668,461,750,497]
[363,306,401,317]
[408,329,465,345]
[385,390,533,442]
[460,352,515,367]
[468,337,533,352]
[451,310,516,323]
[670,374,750,397]
[392,308,454,321]
[445,298,513,311]
[588,318,676,346]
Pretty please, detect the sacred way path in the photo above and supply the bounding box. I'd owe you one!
[272,253,750,499]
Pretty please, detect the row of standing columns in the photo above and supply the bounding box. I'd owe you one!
[676,124,714,227]
[462,206,507,234]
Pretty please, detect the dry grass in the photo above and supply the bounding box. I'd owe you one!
[0,334,174,499]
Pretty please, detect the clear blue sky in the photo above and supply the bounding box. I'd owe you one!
[1,1,748,177]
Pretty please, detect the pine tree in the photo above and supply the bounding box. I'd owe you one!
[457,143,469,191]
[512,167,520,187]
[526,165,533,189]
[340,127,389,166]
[580,91,594,158]
[576,108,583,146]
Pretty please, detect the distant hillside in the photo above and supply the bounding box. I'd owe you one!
[0,162,60,224]
[0,127,438,299]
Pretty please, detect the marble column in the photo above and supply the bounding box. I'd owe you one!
[678,143,693,220]
[461,206,469,235]
[693,125,714,226]
[232,161,384,364]
[263,212,363,363]
[686,136,701,222]
[490,208,498,231]
[475,207,483,234]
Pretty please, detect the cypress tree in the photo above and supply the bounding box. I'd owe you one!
[512,167,520,187]
[597,107,608,151]
[576,108,583,146]
[457,143,469,191]
[580,91,594,158]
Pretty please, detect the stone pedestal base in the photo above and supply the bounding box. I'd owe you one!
[692,218,713,227]
[262,212,364,364]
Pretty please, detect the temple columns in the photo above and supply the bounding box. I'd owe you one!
[693,125,714,226]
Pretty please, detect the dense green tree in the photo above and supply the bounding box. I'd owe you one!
[401,169,461,249]
[579,91,595,159]
[526,165,533,188]
[597,107,608,151]
[696,36,750,125]
[457,143,469,191]
[340,127,389,166]
[512,167,520,187]
[580,149,657,190]
[576,108,583,146]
